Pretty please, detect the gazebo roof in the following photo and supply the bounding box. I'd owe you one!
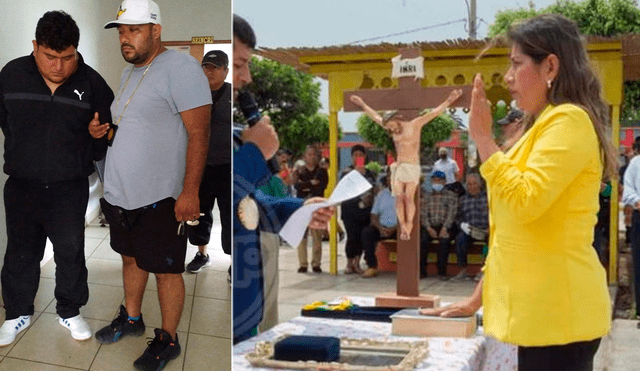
[256,35,640,81]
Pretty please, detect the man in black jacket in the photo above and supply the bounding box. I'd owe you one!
[186,50,232,273]
[0,11,113,346]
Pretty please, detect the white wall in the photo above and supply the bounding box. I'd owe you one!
[0,0,231,260]
[157,0,232,43]
[205,43,233,84]
[0,0,231,89]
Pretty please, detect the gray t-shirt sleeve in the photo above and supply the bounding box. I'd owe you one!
[168,56,212,114]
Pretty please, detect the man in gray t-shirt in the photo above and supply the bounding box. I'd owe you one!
[102,48,210,210]
[94,1,212,369]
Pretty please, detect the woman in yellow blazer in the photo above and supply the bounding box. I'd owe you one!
[421,14,616,371]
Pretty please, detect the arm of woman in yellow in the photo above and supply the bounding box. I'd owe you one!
[480,106,599,224]
[419,278,483,317]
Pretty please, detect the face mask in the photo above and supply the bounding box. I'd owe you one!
[440,154,447,160]
[432,184,444,192]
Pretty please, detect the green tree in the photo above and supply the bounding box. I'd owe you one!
[486,0,640,124]
[488,0,640,37]
[356,112,458,155]
[278,112,341,158]
[234,57,339,154]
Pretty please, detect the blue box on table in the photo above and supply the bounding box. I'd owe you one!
[274,335,340,362]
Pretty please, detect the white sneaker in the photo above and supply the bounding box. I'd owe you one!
[0,315,31,347]
[59,314,91,341]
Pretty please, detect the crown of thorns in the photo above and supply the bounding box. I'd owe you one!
[381,110,399,124]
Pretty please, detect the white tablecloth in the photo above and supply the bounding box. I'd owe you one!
[234,297,517,371]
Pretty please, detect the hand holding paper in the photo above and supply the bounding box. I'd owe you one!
[279,170,373,247]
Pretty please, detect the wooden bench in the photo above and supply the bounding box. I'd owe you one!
[376,239,486,276]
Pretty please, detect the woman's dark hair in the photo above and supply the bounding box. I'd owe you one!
[507,14,617,180]
[35,11,79,52]
[233,14,256,49]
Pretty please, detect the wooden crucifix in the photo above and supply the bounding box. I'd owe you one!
[344,47,471,307]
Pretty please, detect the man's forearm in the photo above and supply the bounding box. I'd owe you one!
[183,127,209,195]
[180,105,211,196]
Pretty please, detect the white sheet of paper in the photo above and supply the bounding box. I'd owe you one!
[279,170,373,247]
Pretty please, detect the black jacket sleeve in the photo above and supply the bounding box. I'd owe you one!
[0,69,6,131]
[91,76,114,161]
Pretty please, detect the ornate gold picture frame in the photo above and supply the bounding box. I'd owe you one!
[245,336,429,371]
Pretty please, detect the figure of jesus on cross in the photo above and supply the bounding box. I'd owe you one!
[349,89,463,240]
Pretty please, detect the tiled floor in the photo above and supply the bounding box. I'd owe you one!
[0,212,231,370]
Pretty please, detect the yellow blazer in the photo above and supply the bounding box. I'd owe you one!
[479,103,611,346]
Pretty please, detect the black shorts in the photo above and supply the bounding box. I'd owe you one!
[101,197,187,274]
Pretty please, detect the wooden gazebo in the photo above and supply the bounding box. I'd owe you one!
[258,36,636,282]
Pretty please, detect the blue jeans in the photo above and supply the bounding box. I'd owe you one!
[455,231,484,268]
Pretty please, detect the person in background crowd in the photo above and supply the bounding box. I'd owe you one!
[420,171,458,280]
[340,145,376,274]
[623,141,640,327]
[294,145,328,273]
[433,147,460,185]
[621,140,640,249]
[593,181,611,266]
[497,108,525,151]
[276,148,294,196]
[451,173,488,281]
[361,172,397,278]
[319,157,330,171]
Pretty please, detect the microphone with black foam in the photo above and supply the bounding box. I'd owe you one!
[237,90,280,174]
[238,91,262,127]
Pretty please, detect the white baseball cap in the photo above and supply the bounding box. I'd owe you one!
[104,0,161,29]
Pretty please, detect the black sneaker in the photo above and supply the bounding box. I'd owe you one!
[133,328,181,371]
[186,252,211,273]
[95,305,145,344]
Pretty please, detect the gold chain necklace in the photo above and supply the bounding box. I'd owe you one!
[113,62,153,127]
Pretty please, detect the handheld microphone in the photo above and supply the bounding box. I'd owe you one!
[237,90,280,174]
[238,91,261,127]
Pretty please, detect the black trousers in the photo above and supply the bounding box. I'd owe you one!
[342,209,370,259]
[2,177,89,319]
[361,225,396,269]
[188,164,231,255]
[419,225,452,276]
[518,338,601,371]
